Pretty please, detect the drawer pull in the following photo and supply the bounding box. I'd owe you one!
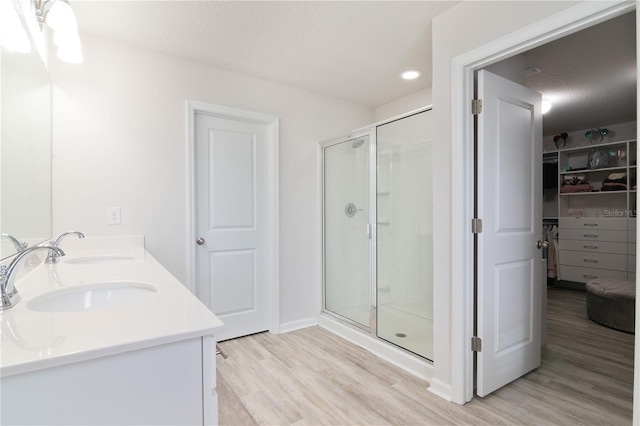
[583,259,598,263]
[583,223,599,227]
[583,245,598,249]
[583,234,598,238]
[583,275,598,279]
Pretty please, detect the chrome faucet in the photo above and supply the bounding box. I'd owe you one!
[1,245,65,310]
[45,231,84,264]
[1,233,27,252]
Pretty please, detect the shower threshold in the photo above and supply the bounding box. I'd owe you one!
[318,312,433,381]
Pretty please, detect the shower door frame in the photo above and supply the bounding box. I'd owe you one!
[320,106,433,342]
[320,128,378,334]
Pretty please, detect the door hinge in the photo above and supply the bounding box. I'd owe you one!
[472,218,483,234]
[472,99,482,115]
[471,336,482,352]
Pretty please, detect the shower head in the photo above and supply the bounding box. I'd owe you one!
[351,138,365,149]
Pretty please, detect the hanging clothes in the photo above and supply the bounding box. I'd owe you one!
[544,224,559,279]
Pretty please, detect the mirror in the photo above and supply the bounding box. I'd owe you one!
[0,2,52,260]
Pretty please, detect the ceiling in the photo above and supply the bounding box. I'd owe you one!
[521,11,636,136]
[70,0,460,108]
[70,1,636,130]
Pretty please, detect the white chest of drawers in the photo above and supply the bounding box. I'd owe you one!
[558,217,635,283]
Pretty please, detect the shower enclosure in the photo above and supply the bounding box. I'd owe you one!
[322,108,433,360]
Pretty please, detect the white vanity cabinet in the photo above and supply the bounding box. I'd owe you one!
[0,240,224,426]
[1,336,218,425]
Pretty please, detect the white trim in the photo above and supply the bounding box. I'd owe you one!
[352,105,432,134]
[428,378,452,402]
[185,100,280,335]
[279,317,318,334]
[318,313,433,381]
[449,0,636,405]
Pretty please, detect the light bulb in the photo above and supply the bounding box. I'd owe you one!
[0,0,31,53]
[45,0,78,32]
[53,29,81,48]
[541,100,552,114]
[57,45,83,63]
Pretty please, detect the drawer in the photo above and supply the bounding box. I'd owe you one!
[629,218,636,231]
[629,230,637,243]
[629,255,636,272]
[559,250,627,271]
[559,265,628,283]
[629,272,636,281]
[561,229,627,242]
[558,240,627,254]
[629,243,636,256]
[560,217,628,230]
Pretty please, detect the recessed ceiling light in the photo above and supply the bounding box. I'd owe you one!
[400,70,422,80]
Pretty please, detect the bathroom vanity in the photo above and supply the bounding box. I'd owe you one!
[0,236,224,425]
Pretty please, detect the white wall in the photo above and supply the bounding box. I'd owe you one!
[429,0,580,402]
[374,88,432,123]
[50,35,373,328]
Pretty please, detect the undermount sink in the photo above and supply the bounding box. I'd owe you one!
[26,282,157,312]
[64,255,137,265]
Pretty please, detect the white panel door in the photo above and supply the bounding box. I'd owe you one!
[195,112,269,341]
[477,69,542,396]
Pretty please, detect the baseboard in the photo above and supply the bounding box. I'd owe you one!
[427,378,453,402]
[318,313,433,381]
[278,317,318,334]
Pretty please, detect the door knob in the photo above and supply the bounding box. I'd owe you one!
[536,240,549,249]
[196,237,205,245]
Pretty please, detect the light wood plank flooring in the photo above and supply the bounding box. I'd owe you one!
[217,287,634,425]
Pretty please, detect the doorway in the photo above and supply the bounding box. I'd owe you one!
[452,2,637,404]
[187,101,280,342]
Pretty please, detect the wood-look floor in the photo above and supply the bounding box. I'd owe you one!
[216,287,634,425]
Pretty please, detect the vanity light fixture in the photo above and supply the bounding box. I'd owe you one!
[400,69,422,80]
[34,0,83,63]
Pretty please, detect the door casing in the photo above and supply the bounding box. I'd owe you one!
[447,0,636,405]
[186,100,280,335]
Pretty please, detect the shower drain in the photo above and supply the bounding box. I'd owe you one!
[395,333,407,338]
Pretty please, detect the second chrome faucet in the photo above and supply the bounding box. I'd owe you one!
[45,231,85,264]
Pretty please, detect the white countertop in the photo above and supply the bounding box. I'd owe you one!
[0,236,224,377]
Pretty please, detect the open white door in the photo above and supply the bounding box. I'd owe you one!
[476,69,542,397]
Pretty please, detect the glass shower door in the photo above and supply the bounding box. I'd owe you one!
[376,111,433,359]
[323,135,371,328]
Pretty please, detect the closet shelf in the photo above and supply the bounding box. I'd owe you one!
[560,191,628,196]
[556,139,636,154]
[560,166,628,175]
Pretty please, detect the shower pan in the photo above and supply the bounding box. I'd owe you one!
[321,108,434,363]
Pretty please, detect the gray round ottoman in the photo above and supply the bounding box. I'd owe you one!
[585,278,635,334]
